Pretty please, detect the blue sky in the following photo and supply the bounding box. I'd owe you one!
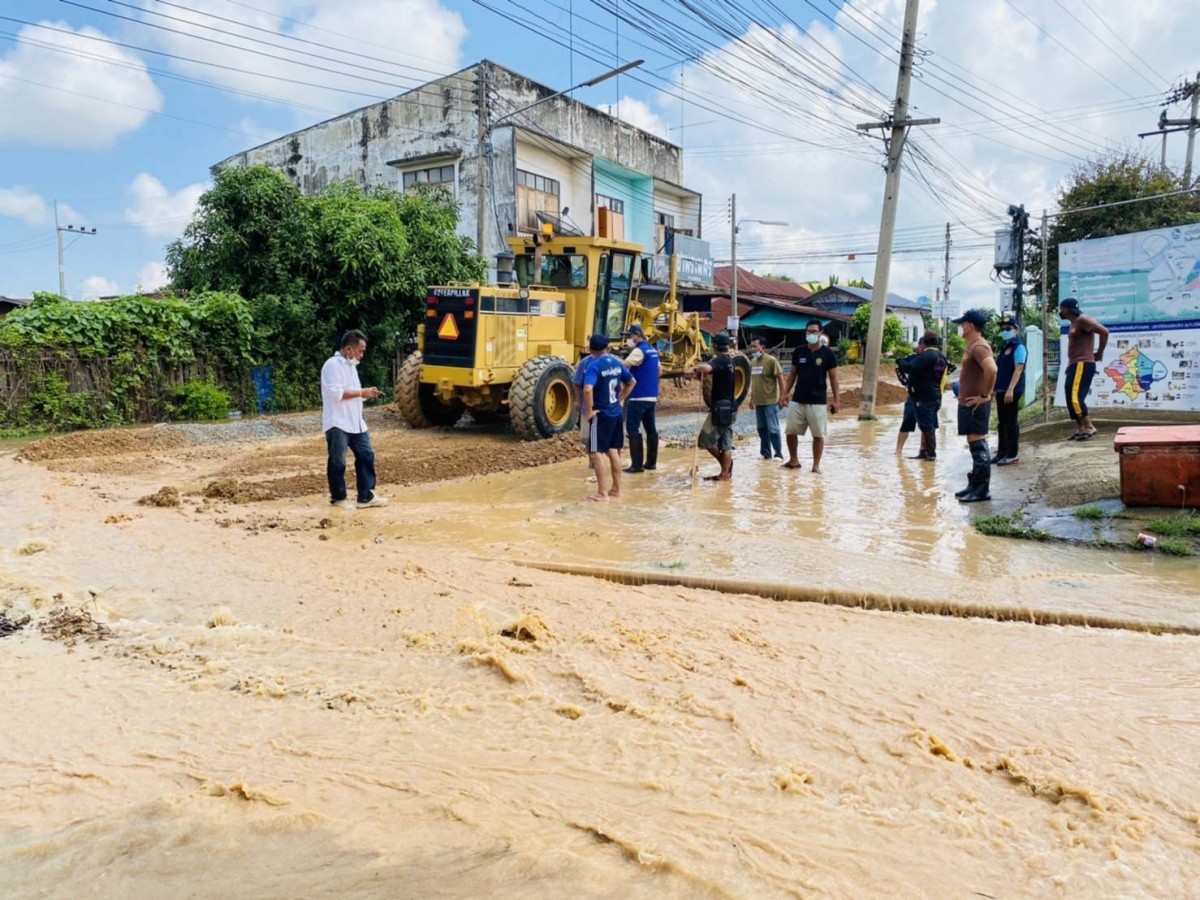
[1,0,1195,306]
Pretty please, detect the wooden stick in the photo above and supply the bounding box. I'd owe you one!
[690,378,704,488]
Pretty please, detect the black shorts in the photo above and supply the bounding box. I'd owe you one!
[589,413,624,453]
[1064,362,1095,421]
[914,399,939,433]
[957,401,991,436]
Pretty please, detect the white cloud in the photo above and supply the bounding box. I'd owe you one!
[80,275,120,300]
[0,21,162,148]
[603,97,671,141]
[123,174,207,239]
[136,262,170,293]
[632,0,1194,307]
[0,187,49,227]
[135,0,467,112]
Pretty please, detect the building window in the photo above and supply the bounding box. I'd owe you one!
[403,164,455,195]
[517,169,561,231]
[654,211,674,228]
[596,194,625,215]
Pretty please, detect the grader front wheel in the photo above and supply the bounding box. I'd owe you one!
[510,356,577,440]
[396,351,464,428]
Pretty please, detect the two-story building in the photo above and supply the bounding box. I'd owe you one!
[215,60,708,283]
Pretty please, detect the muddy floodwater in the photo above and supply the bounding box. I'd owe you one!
[1,408,1198,898]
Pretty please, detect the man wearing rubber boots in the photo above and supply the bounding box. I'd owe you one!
[620,324,660,473]
[952,310,997,503]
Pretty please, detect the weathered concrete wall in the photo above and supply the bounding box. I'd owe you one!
[215,60,692,268]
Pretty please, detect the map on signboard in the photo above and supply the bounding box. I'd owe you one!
[1103,344,1169,400]
[1059,222,1200,325]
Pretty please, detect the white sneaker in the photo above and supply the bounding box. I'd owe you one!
[356,495,390,509]
[331,499,350,509]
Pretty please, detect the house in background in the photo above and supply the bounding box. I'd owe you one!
[215,60,708,282]
[0,296,30,318]
[691,268,851,347]
[805,285,928,343]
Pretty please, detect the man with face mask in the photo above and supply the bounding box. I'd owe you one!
[746,336,785,459]
[950,310,997,503]
[993,312,1027,465]
[1059,297,1109,441]
[619,324,660,473]
[321,329,387,509]
[781,320,840,473]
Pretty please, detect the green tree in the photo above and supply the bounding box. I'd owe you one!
[166,167,485,407]
[1027,150,1200,311]
[850,304,906,354]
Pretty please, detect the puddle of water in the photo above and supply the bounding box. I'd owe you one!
[396,411,1200,629]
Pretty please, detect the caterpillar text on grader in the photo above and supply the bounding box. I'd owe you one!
[396,226,751,439]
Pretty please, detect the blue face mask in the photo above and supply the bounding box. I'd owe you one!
[806,333,820,345]
[1001,330,1015,341]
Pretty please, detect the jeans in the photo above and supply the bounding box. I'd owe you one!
[625,399,658,441]
[754,404,782,457]
[326,428,377,503]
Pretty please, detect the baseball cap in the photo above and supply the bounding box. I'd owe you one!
[622,323,644,337]
[1059,297,1080,313]
[712,332,732,350]
[588,333,610,351]
[999,311,1019,327]
[951,309,987,329]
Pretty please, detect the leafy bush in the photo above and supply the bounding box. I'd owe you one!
[18,374,119,431]
[168,379,231,421]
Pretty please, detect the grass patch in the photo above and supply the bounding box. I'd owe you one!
[1073,505,1105,520]
[1145,515,1200,537]
[1155,537,1192,556]
[973,514,1051,541]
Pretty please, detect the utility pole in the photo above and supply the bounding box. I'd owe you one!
[475,66,490,264]
[1144,73,1200,184]
[1040,209,1049,423]
[855,0,939,419]
[55,201,97,298]
[942,222,951,340]
[729,192,737,343]
[1009,204,1029,325]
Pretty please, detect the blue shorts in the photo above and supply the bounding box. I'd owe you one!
[589,413,624,453]
[914,399,939,433]
[900,397,917,432]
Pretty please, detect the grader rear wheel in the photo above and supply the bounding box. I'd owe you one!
[395,351,464,428]
[702,352,753,409]
[509,356,577,440]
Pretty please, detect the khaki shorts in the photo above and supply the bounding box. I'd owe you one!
[785,402,827,438]
[698,413,735,452]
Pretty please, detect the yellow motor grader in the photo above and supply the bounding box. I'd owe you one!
[396,226,750,439]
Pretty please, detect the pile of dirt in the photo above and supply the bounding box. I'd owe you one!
[841,381,909,408]
[21,427,190,462]
[138,486,181,508]
[203,479,276,503]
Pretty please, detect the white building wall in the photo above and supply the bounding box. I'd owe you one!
[513,137,592,235]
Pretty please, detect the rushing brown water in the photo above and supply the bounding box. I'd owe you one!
[1,415,1198,898]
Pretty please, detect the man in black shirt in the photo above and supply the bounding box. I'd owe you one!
[690,331,736,481]
[895,331,949,461]
[781,320,840,473]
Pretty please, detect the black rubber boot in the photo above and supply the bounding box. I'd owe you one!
[644,432,659,470]
[922,431,936,461]
[959,439,992,503]
[955,477,974,500]
[624,435,645,473]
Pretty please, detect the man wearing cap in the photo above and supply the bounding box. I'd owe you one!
[951,309,997,503]
[620,323,660,473]
[895,331,949,461]
[582,333,635,501]
[781,320,840,474]
[690,331,736,481]
[993,312,1027,464]
[1059,297,1109,441]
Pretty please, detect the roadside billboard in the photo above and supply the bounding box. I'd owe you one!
[1056,222,1200,412]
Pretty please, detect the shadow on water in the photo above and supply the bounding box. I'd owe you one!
[396,408,1200,630]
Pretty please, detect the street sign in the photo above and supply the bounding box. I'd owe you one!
[726,315,740,331]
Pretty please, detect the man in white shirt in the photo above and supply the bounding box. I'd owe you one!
[321,330,388,509]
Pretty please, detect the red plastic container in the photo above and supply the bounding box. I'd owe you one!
[1113,426,1200,508]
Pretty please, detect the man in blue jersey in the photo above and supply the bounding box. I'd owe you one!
[582,333,635,502]
[620,323,661,473]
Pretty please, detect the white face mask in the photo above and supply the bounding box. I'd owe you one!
[348,358,360,367]
[806,333,820,345]
[750,351,762,359]
[626,338,637,348]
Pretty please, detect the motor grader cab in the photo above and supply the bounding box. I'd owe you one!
[397,225,750,439]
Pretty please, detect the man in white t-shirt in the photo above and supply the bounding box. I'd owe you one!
[321,330,389,509]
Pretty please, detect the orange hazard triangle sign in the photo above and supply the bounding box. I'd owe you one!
[437,312,460,340]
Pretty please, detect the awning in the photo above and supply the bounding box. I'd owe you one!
[740,307,834,331]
